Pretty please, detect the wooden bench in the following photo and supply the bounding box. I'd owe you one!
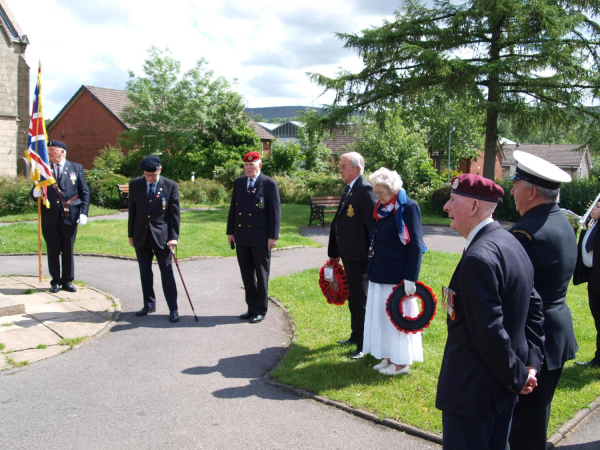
[308,196,341,228]
[116,183,129,209]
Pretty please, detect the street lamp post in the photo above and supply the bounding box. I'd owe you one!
[447,125,456,184]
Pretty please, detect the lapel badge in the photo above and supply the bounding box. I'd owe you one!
[347,204,355,217]
[69,172,77,185]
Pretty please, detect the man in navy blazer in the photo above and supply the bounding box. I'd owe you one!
[328,152,377,359]
[508,152,578,450]
[436,174,544,450]
[227,151,281,324]
[31,140,90,293]
[128,155,181,323]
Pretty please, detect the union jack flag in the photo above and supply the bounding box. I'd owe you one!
[25,63,55,208]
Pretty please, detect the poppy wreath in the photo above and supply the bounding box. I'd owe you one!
[385,281,437,334]
[318,261,349,306]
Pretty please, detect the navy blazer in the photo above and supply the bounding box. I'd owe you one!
[128,176,180,249]
[328,175,377,262]
[510,203,578,370]
[226,173,281,247]
[436,222,545,416]
[368,198,423,284]
[31,160,90,227]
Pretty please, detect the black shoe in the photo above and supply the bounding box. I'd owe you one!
[135,306,156,316]
[62,282,77,292]
[50,284,60,293]
[348,350,365,360]
[576,359,599,367]
[250,314,264,323]
[169,310,179,323]
[239,312,252,320]
[337,339,354,346]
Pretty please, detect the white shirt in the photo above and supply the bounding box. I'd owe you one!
[582,221,596,268]
[465,217,495,252]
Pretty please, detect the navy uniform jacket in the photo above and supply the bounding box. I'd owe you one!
[510,203,578,370]
[328,175,377,262]
[32,160,90,227]
[436,222,545,416]
[128,176,180,249]
[575,223,600,291]
[226,173,281,246]
[368,198,423,284]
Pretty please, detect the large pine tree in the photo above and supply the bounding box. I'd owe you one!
[312,0,600,179]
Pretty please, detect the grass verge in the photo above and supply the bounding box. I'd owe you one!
[0,204,319,258]
[269,251,600,436]
[0,205,118,223]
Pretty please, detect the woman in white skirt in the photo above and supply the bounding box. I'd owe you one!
[363,168,425,375]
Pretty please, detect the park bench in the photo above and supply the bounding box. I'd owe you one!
[308,196,341,228]
[116,183,129,209]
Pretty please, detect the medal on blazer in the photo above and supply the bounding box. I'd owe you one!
[257,197,265,209]
[161,196,166,210]
[347,204,355,217]
[69,172,76,185]
[441,286,456,321]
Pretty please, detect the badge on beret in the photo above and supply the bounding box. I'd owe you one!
[452,177,460,189]
[248,156,253,161]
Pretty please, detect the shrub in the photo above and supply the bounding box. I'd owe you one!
[261,141,304,176]
[559,178,600,216]
[428,185,452,217]
[0,175,38,216]
[273,172,345,204]
[214,160,244,190]
[93,145,125,172]
[178,179,227,205]
[85,170,130,209]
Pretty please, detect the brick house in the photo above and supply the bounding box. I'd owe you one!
[0,0,29,176]
[248,119,274,157]
[47,85,131,169]
[501,144,592,179]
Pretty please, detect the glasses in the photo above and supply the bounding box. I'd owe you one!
[441,286,456,319]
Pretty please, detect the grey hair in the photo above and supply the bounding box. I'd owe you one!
[521,180,560,203]
[341,152,365,175]
[369,167,403,194]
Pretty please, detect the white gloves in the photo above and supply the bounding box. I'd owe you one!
[78,214,88,225]
[33,189,43,198]
[404,279,416,296]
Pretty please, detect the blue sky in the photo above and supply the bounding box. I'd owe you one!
[8,0,398,118]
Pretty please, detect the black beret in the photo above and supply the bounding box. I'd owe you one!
[140,155,161,172]
[48,140,67,151]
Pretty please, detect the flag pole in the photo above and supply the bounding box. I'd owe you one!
[38,197,42,282]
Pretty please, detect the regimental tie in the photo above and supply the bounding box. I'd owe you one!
[54,164,61,183]
[148,183,155,202]
[342,185,350,204]
[247,179,254,191]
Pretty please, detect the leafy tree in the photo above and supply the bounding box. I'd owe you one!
[92,145,125,173]
[296,109,335,173]
[353,109,441,194]
[311,0,600,179]
[120,47,259,179]
[261,140,304,176]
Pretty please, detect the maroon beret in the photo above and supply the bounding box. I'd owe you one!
[243,151,261,162]
[450,174,504,203]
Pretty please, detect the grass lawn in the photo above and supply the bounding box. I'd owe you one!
[0,203,319,257]
[0,205,119,223]
[269,251,600,436]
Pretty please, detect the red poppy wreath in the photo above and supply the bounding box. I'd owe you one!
[385,281,437,334]
[318,261,349,306]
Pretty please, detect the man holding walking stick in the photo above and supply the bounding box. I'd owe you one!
[128,155,181,323]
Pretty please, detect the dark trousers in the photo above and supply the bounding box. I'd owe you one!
[509,363,563,450]
[442,405,514,450]
[236,244,271,316]
[589,284,600,361]
[343,260,369,351]
[42,222,78,286]
[135,233,178,312]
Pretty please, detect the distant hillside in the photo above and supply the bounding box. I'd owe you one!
[244,106,323,120]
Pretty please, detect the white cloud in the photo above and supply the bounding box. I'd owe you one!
[8,0,394,117]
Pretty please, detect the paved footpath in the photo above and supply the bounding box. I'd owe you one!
[0,225,597,449]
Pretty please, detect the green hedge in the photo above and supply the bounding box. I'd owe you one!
[85,170,130,209]
[0,176,38,216]
[178,179,227,205]
[273,172,345,204]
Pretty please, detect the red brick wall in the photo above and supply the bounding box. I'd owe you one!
[458,149,503,180]
[48,91,126,169]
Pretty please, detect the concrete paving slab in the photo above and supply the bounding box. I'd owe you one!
[0,278,24,287]
[72,297,115,314]
[7,345,65,365]
[0,359,9,371]
[0,323,61,351]
[0,313,38,328]
[9,292,63,306]
[51,287,102,302]
[44,312,108,339]
[26,301,86,321]
[0,297,25,316]
[12,276,52,290]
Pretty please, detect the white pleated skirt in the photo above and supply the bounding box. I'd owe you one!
[363,281,423,366]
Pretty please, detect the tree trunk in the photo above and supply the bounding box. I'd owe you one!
[483,20,502,181]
